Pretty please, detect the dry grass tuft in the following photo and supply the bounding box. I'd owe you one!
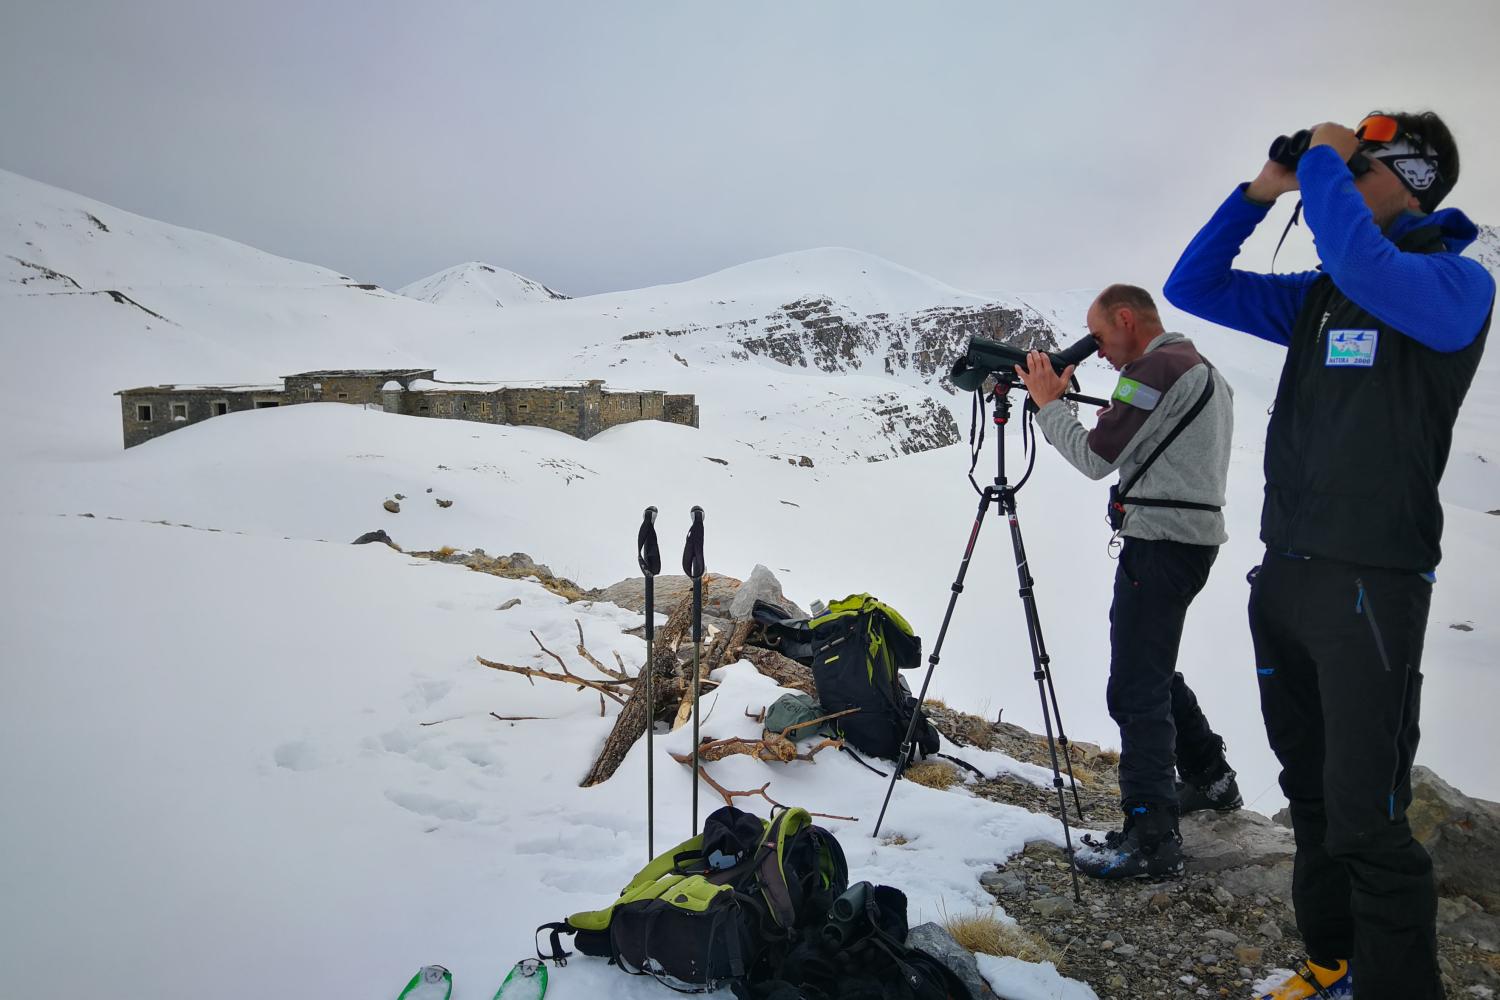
[942,907,1059,963]
[882,833,909,846]
[436,545,458,558]
[903,761,960,790]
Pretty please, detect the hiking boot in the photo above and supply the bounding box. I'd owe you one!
[1257,959,1351,999]
[1177,747,1243,815]
[1076,803,1184,880]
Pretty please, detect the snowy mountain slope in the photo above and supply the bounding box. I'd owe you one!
[398,261,568,308]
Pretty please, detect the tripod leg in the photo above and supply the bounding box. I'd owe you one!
[1004,496,1084,902]
[872,487,996,838]
[1010,527,1087,822]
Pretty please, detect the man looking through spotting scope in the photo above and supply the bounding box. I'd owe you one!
[1013,284,1240,881]
[1165,111,1493,1000]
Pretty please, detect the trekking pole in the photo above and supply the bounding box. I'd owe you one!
[637,506,661,860]
[682,506,706,834]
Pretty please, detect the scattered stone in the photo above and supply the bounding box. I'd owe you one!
[1211,885,1236,907]
[352,529,398,547]
[436,498,454,508]
[1450,623,1475,632]
[595,572,768,620]
[394,493,405,500]
[1182,809,1295,873]
[1408,766,1500,911]
[497,599,521,611]
[1205,929,1240,945]
[907,923,997,1000]
[727,564,803,621]
[1149,892,1172,910]
[426,488,433,493]
[1256,920,1284,942]
[980,869,1026,896]
[383,500,400,513]
[1032,895,1075,918]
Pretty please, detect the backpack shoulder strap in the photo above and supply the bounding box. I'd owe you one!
[1116,362,1217,504]
[754,808,810,930]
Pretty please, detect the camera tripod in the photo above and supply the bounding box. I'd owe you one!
[872,376,1109,902]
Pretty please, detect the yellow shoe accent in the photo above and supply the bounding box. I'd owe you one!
[1257,959,1351,1000]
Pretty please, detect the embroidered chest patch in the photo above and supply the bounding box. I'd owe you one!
[1326,329,1379,368]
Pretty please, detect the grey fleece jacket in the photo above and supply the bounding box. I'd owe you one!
[1033,331,1233,546]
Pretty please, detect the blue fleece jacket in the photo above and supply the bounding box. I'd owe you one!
[1164,144,1495,351]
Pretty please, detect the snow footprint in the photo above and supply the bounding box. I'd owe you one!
[401,678,455,713]
[513,821,632,862]
[384,789,478,822]
[273,740,321,772]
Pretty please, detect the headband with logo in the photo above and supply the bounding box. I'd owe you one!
[1359,135,1452,212]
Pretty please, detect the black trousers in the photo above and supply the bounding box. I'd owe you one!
[1108,537,1223,809]
[1249,552,1442,1000]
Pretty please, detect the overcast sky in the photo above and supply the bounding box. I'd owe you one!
[3,1,1497,298]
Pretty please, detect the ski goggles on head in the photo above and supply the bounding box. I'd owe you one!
[1349,115,1451,210]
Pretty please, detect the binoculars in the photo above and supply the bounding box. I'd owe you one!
[821,881,873,948]
[1269,129,1313,169]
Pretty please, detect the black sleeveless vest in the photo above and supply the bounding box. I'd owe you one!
[1261,224,1491,571]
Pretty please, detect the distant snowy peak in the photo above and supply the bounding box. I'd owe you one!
[398,262,568,309]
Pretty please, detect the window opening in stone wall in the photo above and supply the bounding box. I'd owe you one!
[136,403,153,421]
[171,402,188,421]
[255,400,280,408]
[337,392,349,400]
[518,403,529,413]
[213,401,229,416]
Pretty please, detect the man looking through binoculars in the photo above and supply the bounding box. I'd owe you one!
[1165,110,1493,1000]
[1013,284,1240,881]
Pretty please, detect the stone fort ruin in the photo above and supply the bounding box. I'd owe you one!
[114,369,699,449]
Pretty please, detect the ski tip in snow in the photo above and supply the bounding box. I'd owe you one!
[493,958,548,1000]
[397,965,452,1000]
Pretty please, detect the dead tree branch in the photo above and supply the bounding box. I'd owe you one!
[668,757,858,822]
[475,655,628,706]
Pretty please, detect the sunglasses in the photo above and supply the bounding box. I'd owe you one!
[1355,114,1402,144]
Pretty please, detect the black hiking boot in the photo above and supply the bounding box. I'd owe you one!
[1176,751,1243,815]
[1076,803,1184,880]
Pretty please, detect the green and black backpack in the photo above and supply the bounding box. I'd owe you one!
[537,805,848,992]
[758,595,940,763]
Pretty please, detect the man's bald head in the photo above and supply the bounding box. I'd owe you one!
[1087,284,1166,370]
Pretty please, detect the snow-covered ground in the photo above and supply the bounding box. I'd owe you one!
[2,166,1496,999]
